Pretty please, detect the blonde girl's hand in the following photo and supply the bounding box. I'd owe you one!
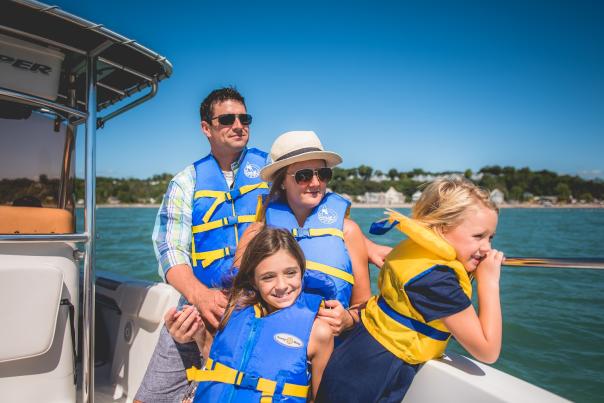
[164,305,204,344]
[317,300,354,336]
[475,249,504,287]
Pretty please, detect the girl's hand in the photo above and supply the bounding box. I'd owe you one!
[164,305,205,344]
[317,300,354,336]
[474,249,504,287]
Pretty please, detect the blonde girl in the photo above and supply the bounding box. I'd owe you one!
[316,177,503,403]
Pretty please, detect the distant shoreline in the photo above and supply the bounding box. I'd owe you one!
[94,202,604,209]
[350,202,604,209]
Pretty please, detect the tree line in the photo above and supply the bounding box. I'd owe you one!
[1,167,602,206]
[329,165,603,202]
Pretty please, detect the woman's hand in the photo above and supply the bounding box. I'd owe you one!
[364,237,392,269]
[317,300,355,336]
[164,305,205,344]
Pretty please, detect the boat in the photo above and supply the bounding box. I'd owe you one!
[0,1,568,402]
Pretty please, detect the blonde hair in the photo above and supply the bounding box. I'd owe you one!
[412,176,498,232]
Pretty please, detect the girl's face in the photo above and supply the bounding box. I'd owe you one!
[283,159,328,214]
[442,204,498,273]
[253,250,303,313]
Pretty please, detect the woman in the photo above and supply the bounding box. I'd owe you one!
[234,130,372,335]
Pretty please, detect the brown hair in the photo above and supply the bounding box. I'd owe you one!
[266,167,288,203]
[218,227,306,330]
[412,176,498,233]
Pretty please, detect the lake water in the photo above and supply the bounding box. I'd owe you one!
[87,207,604,402]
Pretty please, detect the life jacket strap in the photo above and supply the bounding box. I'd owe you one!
[194,182,269,223]
[192,214,257,234]
[191,247,233,268]
[306,260,355,285]
[186,358,309,399]
[377,297,451,341]
[291,227,344,240]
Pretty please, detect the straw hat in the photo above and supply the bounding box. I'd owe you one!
[260,131,343,182]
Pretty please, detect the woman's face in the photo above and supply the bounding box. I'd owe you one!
[442,205,498,273]
[283,159,328,214]
[253,250,302,313]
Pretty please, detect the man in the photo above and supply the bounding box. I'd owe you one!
[136,87,390,402]
[135,87,268,402]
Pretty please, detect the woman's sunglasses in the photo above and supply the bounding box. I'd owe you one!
[210,113,253,126]
[288,167,333,184]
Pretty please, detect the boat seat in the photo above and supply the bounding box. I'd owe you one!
[95,279,180,401]
[0,242,78,402]
[0,205,74,234]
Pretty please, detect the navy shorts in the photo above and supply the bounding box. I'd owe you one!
[316,322,419,403]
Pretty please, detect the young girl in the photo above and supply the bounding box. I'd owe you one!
[316,177,504,402]
[184,227,333,402]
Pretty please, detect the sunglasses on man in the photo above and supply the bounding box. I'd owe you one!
[210,113,253,126]
[288,167,333,185]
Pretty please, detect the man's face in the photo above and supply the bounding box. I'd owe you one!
[201,100,250,155]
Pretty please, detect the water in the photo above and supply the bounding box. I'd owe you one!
[86,207,604,402]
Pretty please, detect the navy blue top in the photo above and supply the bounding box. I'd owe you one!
[405,266,472,322]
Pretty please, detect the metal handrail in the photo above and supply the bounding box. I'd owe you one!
[0,87,87,119]
[0,233,89,243]
[80,53,97,403]
[504,257,604,270]
[97,81,158,128]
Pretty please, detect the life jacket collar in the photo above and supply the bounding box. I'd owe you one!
[385,209,456,261]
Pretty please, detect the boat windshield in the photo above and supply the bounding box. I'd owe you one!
[0,99,75,234]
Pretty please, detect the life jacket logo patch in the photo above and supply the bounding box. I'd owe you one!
[244,162,261,178]
[274,333,304,349]
[318,206,337,224]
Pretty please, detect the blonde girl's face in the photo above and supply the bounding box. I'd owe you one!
[253,250,303,313]
[442,204,499,273]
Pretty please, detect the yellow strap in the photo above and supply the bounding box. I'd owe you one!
[257,378,277,396]
[239,182,269,195]
[291,227,344,239]
[186,360,309,398]
[195,182,269,223]
[309,228,344,239]
[306,260,355,285]
[282,383,310,398]
[192,214,257,234]
[191,233,198,268]
[191,247,230,268]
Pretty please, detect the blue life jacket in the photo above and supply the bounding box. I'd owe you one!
[189,292,322,402]
[191,148,269,288]
[264,193,354,308]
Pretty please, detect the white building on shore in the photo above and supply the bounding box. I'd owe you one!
[490,189,505,205]
[358,187,405,205]
[412,190,422,202]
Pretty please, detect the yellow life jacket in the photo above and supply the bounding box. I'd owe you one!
[362,211,472,364]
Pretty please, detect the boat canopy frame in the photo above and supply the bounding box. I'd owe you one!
[0,1,172,402]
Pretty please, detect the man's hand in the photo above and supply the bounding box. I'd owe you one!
[165,264,229,330]
[192,287,228,330]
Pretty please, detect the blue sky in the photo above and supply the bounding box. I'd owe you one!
[54,0,603,179]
